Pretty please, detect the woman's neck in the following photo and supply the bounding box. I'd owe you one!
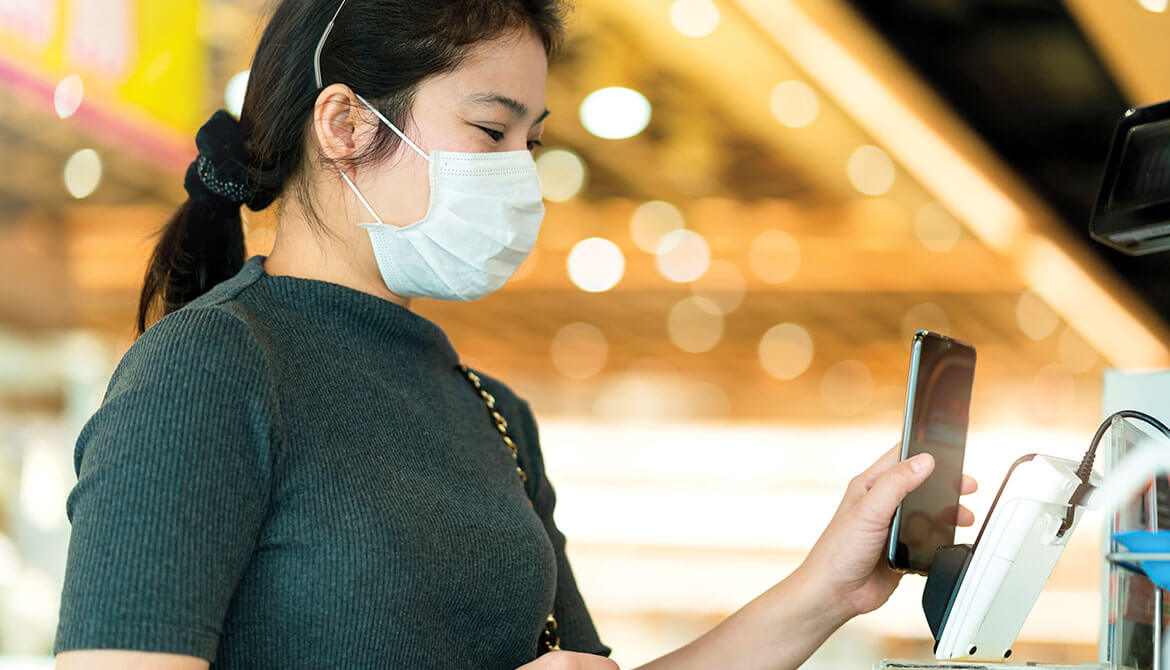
[262,217,412,310]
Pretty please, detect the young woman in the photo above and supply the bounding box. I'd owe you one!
[53,1,976,668]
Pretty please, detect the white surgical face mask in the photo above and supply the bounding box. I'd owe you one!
[336,92,545,301]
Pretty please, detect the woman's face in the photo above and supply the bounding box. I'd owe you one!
[346,29,550,228]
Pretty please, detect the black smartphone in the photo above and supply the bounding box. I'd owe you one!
[886,330,976,575]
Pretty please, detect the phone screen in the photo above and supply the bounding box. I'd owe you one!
[887,331,975,575]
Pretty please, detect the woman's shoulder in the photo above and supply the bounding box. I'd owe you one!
[465,367,547,470]
[107,299,274,409]
[467,368,533,422]
[120,255,270,368]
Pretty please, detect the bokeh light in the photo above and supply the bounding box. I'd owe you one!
[667,296,724,353]
[691,259,746,314]
[655,229,711,283]
[769,80,818,129]
[900,303,951,345]
[847,145,895,196]
[63,148,102,199]
[759,323,814,380]
[748,229,800,284]
[1017,290,1059,340]
[669,0,720,37]
[537,148,588,202]
[579,87,652,140]
[19,441,65,532]
[550,322,609,379]
[914,201,961,253]
[54,74,84,119]
[821,360,875,417]
[1138,0,1167,12]
[567,237,625,292]
[631,200,685,253]
[225,70,249,118]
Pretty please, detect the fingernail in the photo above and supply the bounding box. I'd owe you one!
[910,454,930,473]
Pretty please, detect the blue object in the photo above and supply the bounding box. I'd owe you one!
[1114,530,1170,587]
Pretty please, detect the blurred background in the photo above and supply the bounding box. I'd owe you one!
[2,0,1170,667]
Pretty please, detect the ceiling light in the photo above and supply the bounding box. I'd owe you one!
[670,0,721,37]
[537,148,588,202]
[567,237,625,292]
[550,322,608,379]
[901,303,950,345]
[225,70,249,118]
[847,145,895,196]
[914,201,961,253]
[1017,290,1059,340]
[667,296,724,353]
[631,200,685,253]
[759,323,814,380]
[63,149,102,199]
[691,259,746,313]
[655,229,711,283]
[821,360,874,417]
[770,80,818,128]
[579,87,652,140]
[54,74,84,119]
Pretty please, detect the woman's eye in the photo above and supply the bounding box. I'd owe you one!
[476,125,505,142]
[474,125,543,151]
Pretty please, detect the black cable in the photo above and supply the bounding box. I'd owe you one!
[1078,410,1170,484]
[1057,409,1170,537]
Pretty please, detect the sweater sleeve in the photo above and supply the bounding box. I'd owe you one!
[54,307,280,661]
[511,398,612,658]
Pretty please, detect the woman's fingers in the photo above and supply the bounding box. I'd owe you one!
[941,504,976,527]
[957,505,975,527]
[856,453,935,527]
[961,474,978,496]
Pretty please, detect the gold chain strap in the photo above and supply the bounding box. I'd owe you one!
[458,364,560,654]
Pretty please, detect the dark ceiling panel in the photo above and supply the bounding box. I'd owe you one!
[843,0,1170,322]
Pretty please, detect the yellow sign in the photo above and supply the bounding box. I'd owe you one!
[0,0,204,134]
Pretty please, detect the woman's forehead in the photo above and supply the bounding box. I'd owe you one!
[463,92,550,123]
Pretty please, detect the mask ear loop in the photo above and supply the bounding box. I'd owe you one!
[337,170,385,226]
[352,92,430,163]
[336,95,433,226]
[314,0,431,224]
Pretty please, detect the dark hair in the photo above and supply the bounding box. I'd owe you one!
[136,0,568,335]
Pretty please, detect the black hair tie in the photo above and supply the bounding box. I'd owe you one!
[183,110,277,211]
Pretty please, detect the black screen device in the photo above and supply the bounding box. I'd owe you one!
[1089,99,1170,255]
[886,331,976,575]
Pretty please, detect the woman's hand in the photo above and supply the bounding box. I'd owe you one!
[794,445,978,621]
[516,651,620,670]
[627,445,978,670]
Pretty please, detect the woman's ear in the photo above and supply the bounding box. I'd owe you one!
[313,84,366,161]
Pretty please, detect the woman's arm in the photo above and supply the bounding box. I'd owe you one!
[631,447,976,670]
[54,308,277,661]
[56,650,209,670]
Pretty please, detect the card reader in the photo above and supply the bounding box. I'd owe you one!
[923,454,1101,661]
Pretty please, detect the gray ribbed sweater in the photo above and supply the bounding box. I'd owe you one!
[54,255,610,668]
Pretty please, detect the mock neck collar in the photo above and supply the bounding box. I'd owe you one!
[241,254,460,369]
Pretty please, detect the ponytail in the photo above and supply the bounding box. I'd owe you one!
[136,111,276,336]
[136,200,247,336]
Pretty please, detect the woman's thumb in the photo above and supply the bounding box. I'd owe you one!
[862,453,934,520]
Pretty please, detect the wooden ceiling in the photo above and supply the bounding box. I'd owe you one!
[1,0,1165,429]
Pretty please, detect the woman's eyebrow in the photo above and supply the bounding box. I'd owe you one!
[466,92,551,123]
